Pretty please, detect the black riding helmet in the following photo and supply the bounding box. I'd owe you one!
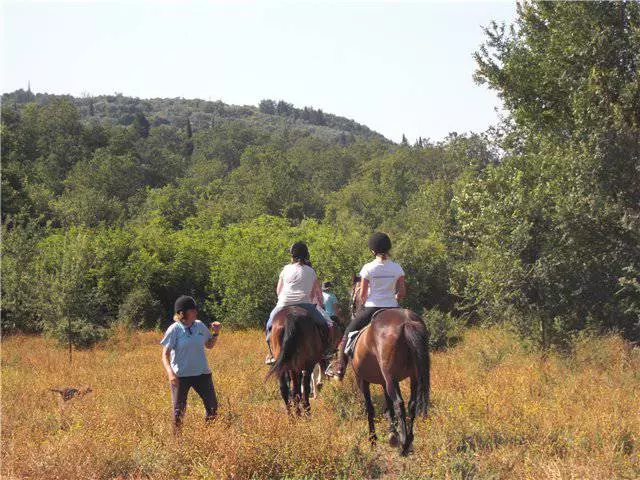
[368,232,392,255]
[174,295,197,313]
[289,241,310,261]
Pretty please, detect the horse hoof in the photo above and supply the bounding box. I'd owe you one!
[388,433,399,448]
[400,443,414,456]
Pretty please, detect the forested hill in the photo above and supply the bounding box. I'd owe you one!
[2,3,639,351]
[2,90,389,144]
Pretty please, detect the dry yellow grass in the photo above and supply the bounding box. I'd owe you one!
[2,326,639,479]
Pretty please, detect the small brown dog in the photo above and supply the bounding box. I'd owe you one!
[50,386,92,402]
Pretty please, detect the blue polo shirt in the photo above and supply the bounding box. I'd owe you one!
[160,320,212,377]
[322,292,339,317]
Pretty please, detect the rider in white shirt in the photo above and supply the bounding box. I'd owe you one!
[264,241,333,364]
[325,232,405,380]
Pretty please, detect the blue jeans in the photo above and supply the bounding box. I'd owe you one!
[265,303,333,343]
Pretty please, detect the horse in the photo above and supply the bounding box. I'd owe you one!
[266,306,332,414]
[347,277,431,455]
[310,312,345,397]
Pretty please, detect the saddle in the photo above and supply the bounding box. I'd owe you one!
[344,325,369,358]
[343,308,393,358]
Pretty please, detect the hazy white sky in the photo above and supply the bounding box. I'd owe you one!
[2,1,516,143]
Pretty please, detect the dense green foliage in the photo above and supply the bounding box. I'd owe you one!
[2,1,639,348]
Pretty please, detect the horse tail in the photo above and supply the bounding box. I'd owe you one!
[403,310,431,417]
[266,309,302,381]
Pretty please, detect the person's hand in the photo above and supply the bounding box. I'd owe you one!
[211,321,221,334]
[168,372,179,388]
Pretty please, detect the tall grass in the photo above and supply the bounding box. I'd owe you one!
[2,326,639,479]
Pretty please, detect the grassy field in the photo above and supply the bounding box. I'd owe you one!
[2,326,639,479]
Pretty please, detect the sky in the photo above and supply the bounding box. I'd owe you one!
[2,1,517,143]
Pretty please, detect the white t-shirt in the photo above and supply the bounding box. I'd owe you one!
[360,259,405,307]
[277,263,318,306]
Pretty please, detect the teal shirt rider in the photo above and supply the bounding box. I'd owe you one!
[322,291,338,317]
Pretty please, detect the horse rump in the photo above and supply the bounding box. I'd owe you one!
[266,307,324,381]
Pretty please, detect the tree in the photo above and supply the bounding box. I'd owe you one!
[259,99,276,115]
[460,1,640,344]
[132,112,150,138]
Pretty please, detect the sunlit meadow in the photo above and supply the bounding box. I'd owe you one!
[2,326,639,479]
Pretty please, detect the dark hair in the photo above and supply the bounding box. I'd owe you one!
[368,232,392,255]
[289,241,311,266]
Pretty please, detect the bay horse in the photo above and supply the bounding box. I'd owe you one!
[266,306,336,414]
[348,277,430,455]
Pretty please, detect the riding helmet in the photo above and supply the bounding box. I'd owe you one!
[289,241,310,261]
[368,232,392,254]
[174,295,197,313]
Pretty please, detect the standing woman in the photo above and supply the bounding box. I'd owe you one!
[325,232,405,380]
[161,295,221,434]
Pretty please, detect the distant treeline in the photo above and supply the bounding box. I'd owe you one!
[2,2,639,349]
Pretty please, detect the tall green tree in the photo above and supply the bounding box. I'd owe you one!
[458,1,640,344]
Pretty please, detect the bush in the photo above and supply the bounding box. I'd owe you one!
[422,309,466,350]
[117,287,163,329]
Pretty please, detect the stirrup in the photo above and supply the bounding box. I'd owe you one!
[324,361,344,379]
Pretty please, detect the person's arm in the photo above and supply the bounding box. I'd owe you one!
[360,278,369,305]
[162,346,179,387]
[276,277,284,296]
[311,279,324,307]
[395,276,406,301]
[205,322,221,349]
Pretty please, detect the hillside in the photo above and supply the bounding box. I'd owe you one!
[2,89,390,145]
[2,3,639,352]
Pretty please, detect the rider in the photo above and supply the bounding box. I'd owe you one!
[321,281,342,326]
[265,241,333,365]
[325,232,405,380]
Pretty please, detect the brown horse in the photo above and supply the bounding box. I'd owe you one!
[266,306,334,414]
[348,279,430,455]
[311,312,345,397]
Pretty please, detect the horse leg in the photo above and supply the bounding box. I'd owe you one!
[358,378,377,446]
[302,366,312,415]
[384,391,399,448]
[279,373,291,415]
[385,378,409,455]
[406,376,418,453]
[291,370,302,416]
[312,360,326,398]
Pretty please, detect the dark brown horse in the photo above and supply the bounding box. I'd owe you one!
[266,306,334,414]
[348,278,430,455]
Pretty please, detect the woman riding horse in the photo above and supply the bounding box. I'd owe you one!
[265,241,334,364]
[325,232,405,379]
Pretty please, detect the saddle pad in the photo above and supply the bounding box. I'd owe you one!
[344,324,371,358]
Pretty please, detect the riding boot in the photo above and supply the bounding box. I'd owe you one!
[265,339,275,365]
[326,338,347,380]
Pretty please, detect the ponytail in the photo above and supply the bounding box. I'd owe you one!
[173,311,185,322]
[291,256,313,268]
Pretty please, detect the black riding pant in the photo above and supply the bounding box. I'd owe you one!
[170,373,218,425]
[342,307,385,343]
